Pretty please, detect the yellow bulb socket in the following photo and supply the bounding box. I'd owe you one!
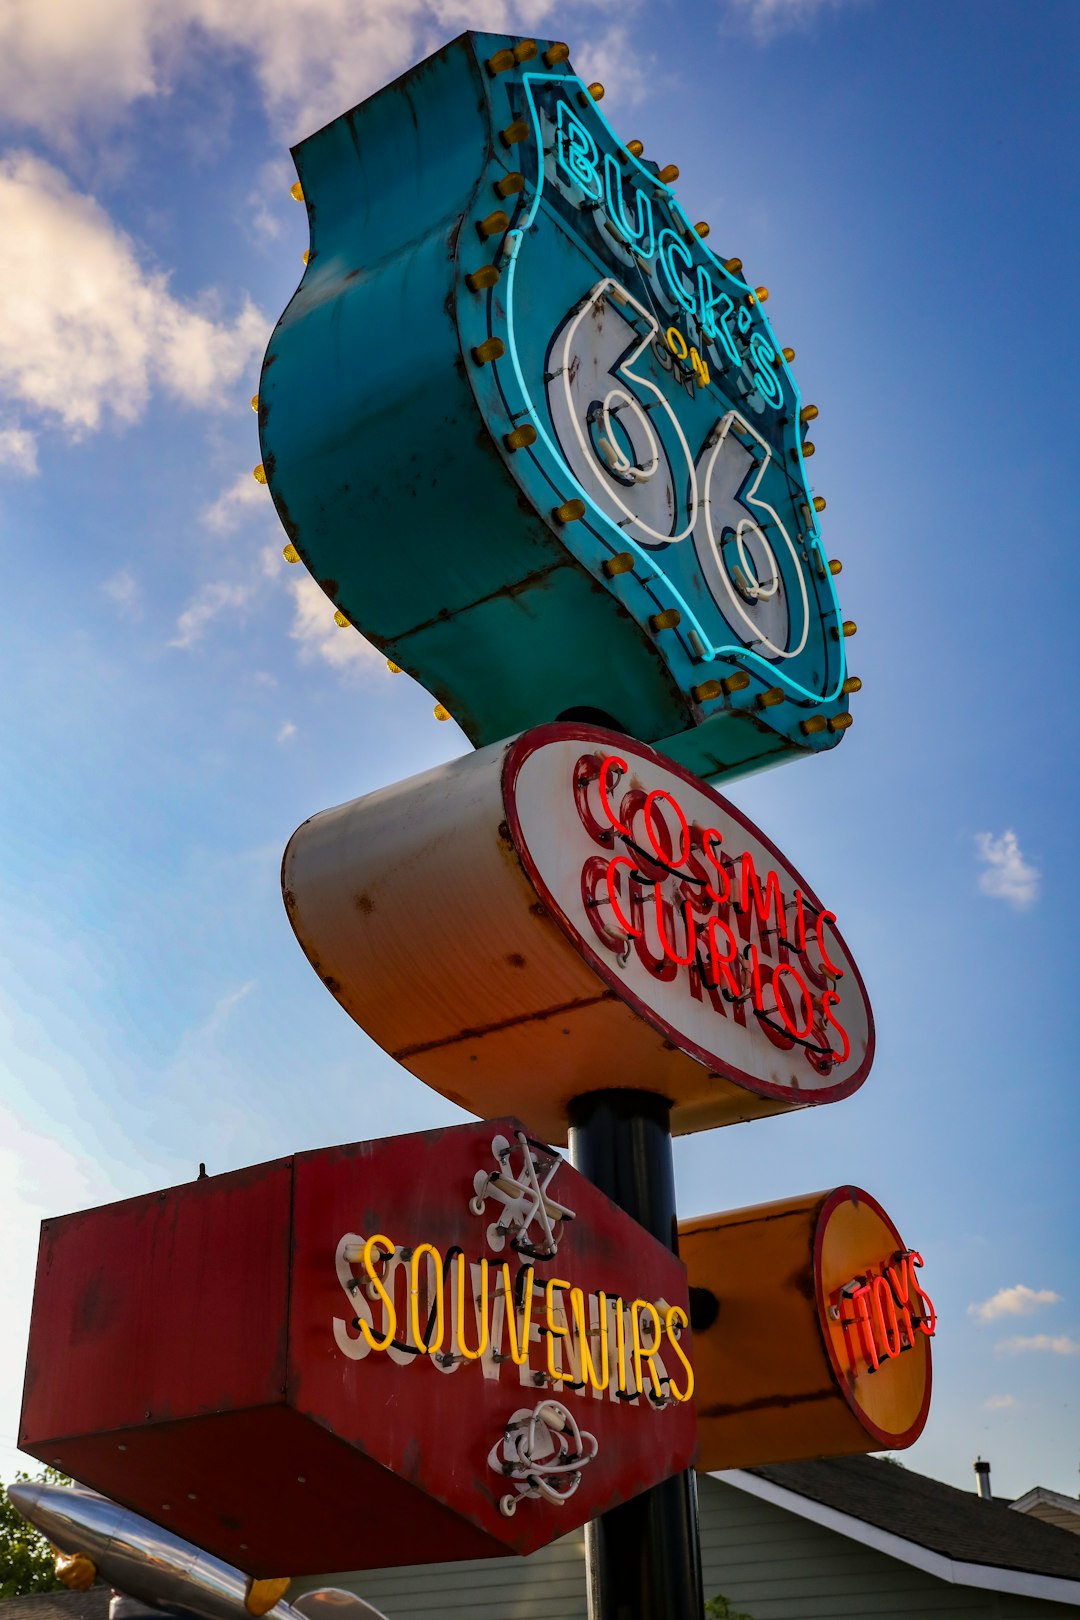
[472,337,505,365]
[603,552,634,577]
[477,209,510,240]
[465,264,500,292]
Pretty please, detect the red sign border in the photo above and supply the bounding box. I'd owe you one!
[502,721,875,1109]
[812,1185,933,1450]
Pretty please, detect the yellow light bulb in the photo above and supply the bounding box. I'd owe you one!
[723,257,743,274]
[290,181,304,202]
[626,140,644,158]
[253,464,267,484]
[386,660,403,674]
[800,403,819,424]
[543,42,570,66]
[334,610,349,628]
[657,164,679,185]
[282,544,300,564]
[800,715,827,736]
[828,713,854,733]
[250,394,259,412]
[472,336,505,365]
[812,494,827,513]
[433,703,452,722]
[694,222,710,238]
[494,171,525,199]
[602,552,634,577]
[302,249,310,265]
[649,607,681,632]
[553,498,586,524]
[842,675,862,695]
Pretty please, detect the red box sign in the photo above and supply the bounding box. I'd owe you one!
[20,1119,695,1575]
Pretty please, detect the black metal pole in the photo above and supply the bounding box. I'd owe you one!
[567,1089,705,1620]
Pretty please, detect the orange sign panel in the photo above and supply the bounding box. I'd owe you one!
[681,1185,932,1471]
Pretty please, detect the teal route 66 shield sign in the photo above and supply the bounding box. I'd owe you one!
[259,32,856,781]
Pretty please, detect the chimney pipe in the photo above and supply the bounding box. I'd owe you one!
[974,1457,992,1501]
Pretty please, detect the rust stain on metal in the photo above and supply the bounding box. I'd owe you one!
[504,952,526,969]
[353,894,375,914]
[392,989,616,1058]
[700,1387,834,1418]
[391,559,574,642]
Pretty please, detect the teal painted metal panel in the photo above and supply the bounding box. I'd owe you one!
[260,32,854,782]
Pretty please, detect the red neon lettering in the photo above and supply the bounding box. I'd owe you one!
[598,755,631,837]
[822,989,850,1063]
[705,917,743,999]
[581,855,630,954]
[573,753,616,847]
[605,856,641,937]
[849,1283,880,1371]
[873,1275,902,1359]
[740,851,787,950]
[815,909,844,977]
[886,1256,915,1349]
[695,827,729,904]
[908,1252,936,1336]
[655,889,697,966]
[773,962,813,1039]
[643,788,690,868]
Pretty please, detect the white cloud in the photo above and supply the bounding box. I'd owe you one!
[722,0,864,42]
[984,1394,1017,1411]
[975,829,1040,909]
[277,720,297,744]
[0,426,38,474]
[202,470,272,535]
[0,1,649,146]
[102,568,143,620]
[0,152,265,443]
[288,571,386,674]
[969,1284,1061,1323]
[170,579,251,648]
[997,1334,1080,1356]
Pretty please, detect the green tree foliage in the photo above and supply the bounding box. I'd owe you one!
[0,1468,70,1600]
[705,1596,754,1620]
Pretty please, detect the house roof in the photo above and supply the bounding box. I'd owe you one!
[1012,1485,1080,1537]
[749,1455,1080,1583]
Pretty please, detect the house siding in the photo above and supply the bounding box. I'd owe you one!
[296,1477,1080,1620]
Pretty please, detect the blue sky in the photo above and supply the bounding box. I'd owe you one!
[0,0,1077,1512]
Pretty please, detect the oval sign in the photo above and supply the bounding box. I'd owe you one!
[504,723,874,1115]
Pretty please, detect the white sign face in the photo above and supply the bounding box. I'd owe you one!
[504,726,873,1107]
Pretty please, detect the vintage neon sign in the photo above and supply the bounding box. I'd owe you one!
[281,720,875,1144]
[20,1119,697,1567]
[259,32,855,785]
[683,1187,934,1470]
